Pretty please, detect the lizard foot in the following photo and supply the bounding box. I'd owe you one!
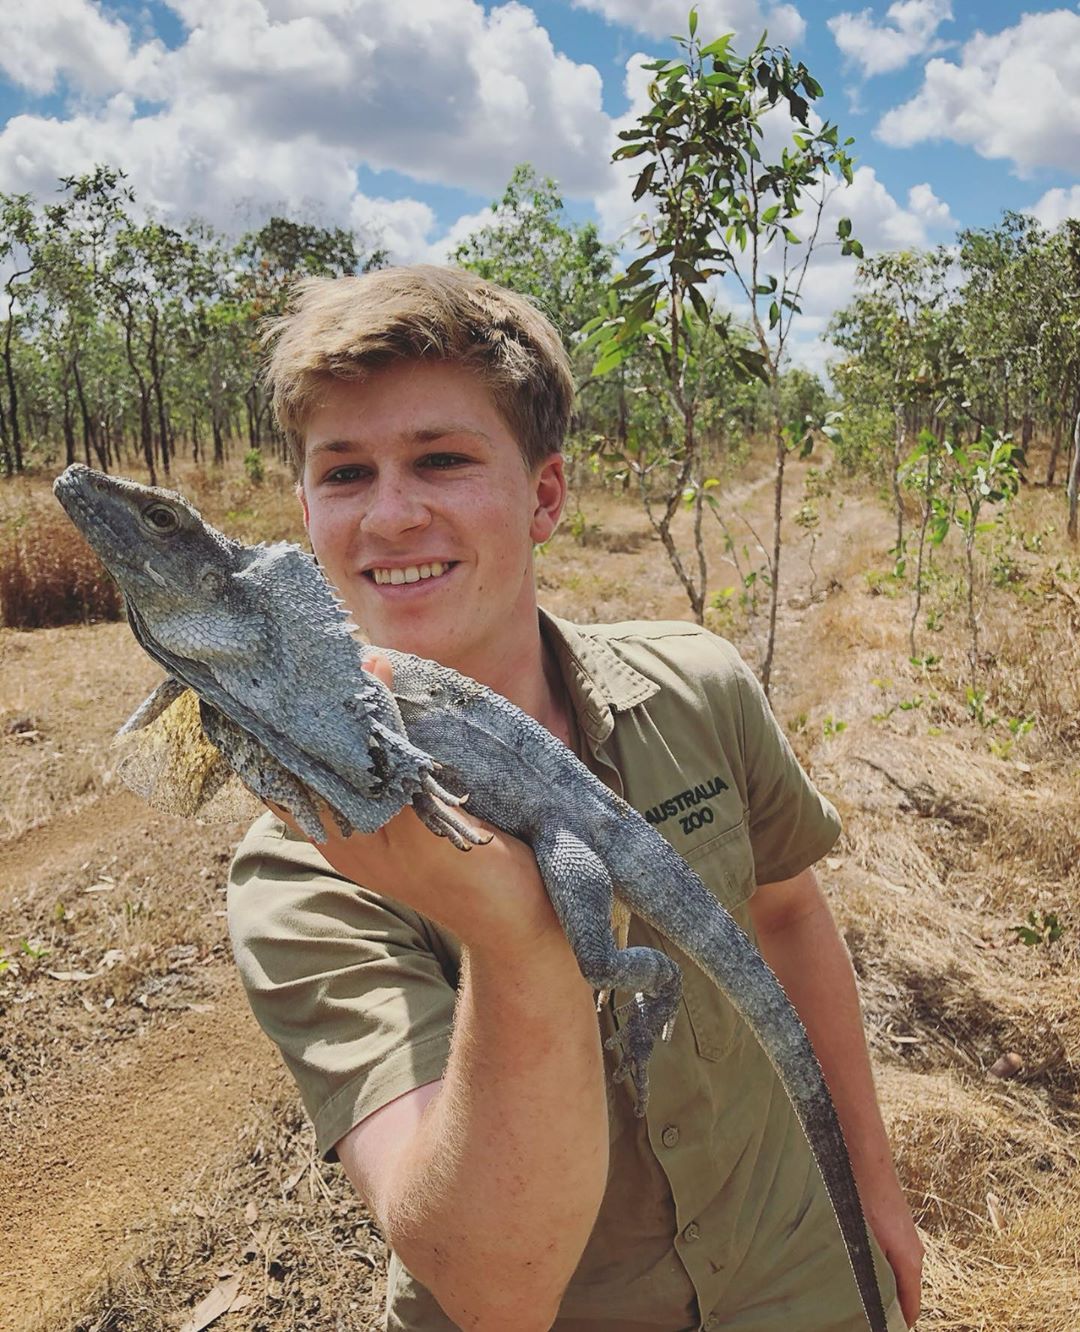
[605,982,680,1115]
[412,788,492,851]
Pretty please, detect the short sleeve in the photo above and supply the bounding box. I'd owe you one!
[227,812,459,1160]
[728,657,841,885]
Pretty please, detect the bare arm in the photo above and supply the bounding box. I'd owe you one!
[337,907,608,1330]
[278,794,609,1331]
[749,866,923,1328]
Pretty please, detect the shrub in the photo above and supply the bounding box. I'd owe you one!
[0,503,123,629]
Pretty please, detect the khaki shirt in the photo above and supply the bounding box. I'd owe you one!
[229,615,904,1332]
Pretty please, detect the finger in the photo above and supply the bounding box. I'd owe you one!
[362,649,394,688]
[265,799,302,837]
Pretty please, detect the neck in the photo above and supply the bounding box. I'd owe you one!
[452,611,572,746]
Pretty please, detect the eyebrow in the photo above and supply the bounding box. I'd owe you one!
[307,423,492,459]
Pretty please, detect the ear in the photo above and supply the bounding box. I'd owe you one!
[529,453,567,545]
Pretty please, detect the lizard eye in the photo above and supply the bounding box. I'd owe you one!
[142,502,181,535]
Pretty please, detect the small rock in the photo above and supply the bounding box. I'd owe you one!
[988,1051,1023,1079]
[4,714,44,742]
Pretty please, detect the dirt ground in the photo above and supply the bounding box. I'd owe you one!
[1,453,1077,1330]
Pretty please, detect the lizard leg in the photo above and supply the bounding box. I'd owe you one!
[199,704,333,841]
[533,828,682,1114]
[412,783,493,851]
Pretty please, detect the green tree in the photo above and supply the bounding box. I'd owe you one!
[587,14,856,691]
[0,193,40,474]
[454,164,614,338]
[829,248,962,554]
[233,216,383,452]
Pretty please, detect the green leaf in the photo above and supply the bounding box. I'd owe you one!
[768,299,780,329]
[762,204,781,225]
[688,7,698,38]
[687,282,711,325]
[592,342,633,377]
[632,161,657,202]
[837,217,852,239]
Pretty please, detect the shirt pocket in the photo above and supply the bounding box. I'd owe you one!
[677,816,757,1062]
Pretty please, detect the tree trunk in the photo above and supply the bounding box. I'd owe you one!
[72,353,105,472]
[761,426,786,699]
[909,449,934,659]
[120,306,156,485]
[892,402,906,556]
[1068,407,1080,541]
[3,286,24,473]
[148,314,171,475]
[1046,416,1063,487]
[62,391,76,467]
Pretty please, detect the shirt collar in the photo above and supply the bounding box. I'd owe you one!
[539,609,659,748]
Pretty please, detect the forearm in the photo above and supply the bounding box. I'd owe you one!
[753,890,899,1204]
[377,927,609,1331]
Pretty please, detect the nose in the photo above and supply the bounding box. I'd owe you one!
[359,471,432,540]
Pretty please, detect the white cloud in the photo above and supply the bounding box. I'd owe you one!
[0,0,163,97]
[1028,185,1080,231]
[0,0,613,245]
[906,182,954,230]
[590,53,941,372]
[828,0,952,79]
[876,10,1080,175]
[571,0,806,47]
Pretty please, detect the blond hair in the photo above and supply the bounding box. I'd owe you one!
[264,266,575,472]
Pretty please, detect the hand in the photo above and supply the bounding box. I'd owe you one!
[865,1179,924,1327]
[266,653,563,959]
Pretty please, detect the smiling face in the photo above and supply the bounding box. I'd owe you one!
[298,360,566,683]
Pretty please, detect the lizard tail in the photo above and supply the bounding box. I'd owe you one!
[618,853,890,1332]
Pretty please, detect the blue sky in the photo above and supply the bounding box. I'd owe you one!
[2,1,1079,367]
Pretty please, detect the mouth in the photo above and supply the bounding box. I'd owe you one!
[364,560,458,588]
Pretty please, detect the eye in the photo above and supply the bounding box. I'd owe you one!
[142,502,181,534]
[421,452,469,469]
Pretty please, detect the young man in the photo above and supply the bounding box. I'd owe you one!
[228,266,921,1332]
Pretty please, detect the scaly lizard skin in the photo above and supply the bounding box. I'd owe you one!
[55,462,888,1332]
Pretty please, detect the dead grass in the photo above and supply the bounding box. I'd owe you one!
[0,490,123,628]
[57,1088,386,1332]
[2,456,1079,1330]
[0,462,306,630]
[880,1067,1080,1332]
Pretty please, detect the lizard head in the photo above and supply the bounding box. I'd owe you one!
[53,463,257,626]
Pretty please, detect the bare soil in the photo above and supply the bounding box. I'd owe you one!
[2,455,1077,1330]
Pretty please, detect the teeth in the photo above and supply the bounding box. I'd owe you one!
[372,561,449,586]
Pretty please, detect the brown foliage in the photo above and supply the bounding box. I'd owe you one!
[0,498,123,629]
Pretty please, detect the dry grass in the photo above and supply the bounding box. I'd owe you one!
[880,1067,1080,1332]
[0,487,123,628]
[58,1089,387,1332]
[0,462,306,630]
[2,453,1078,1330]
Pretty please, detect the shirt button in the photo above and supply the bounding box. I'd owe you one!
[683,1222,701,1243]
[662,1124,680,1148]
